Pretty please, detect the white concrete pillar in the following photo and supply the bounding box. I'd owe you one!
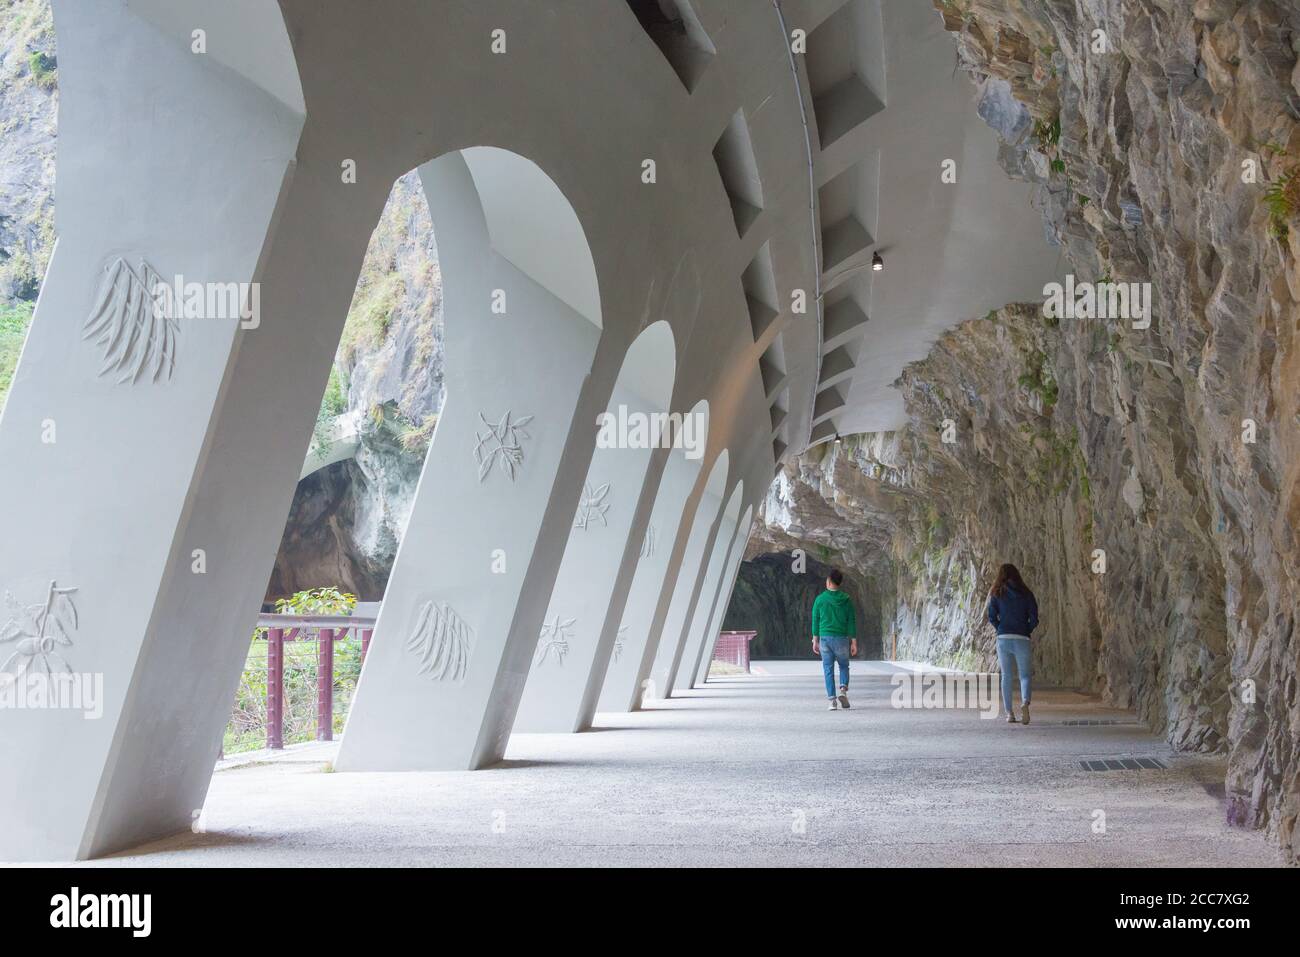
[671,484,744,693]
[645,454,731,699]
[336,151,625,770]
[512,366,676,732]
[597,434,705,712]
[692,506,754,686]
[0,2,312,861]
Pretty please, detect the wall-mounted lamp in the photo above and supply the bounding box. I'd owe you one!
[871,252,884,272]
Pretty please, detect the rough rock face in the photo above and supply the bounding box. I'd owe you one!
[0,0,55,305]
[268,420,426,600]
[269,171,443,600]
[723,553,882,658]
[758,0,1300,861]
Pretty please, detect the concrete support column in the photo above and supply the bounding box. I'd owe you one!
[0,2,312,861]
[691,508,754,686]
[512,386,671,733]
[645,459,732,699]
[597,441,703,712]
[671,485,744,693]
[336,152,617,770]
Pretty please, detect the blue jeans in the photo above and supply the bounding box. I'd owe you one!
[819,636,851,698]
[996,636,1031,712]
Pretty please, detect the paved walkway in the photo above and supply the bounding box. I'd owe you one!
[92,662,1279,866]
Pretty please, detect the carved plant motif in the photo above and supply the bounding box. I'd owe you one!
[0,580,79,677]
[83,257,179,384]
[574,481,611,530]
[535,615,576,667]
[641,525,657,557]
[473,410,534,482]
[406,600,473,682]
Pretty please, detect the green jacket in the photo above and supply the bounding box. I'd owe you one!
[811,589,856,638]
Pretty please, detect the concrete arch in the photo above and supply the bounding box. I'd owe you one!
[123,0,305,116]
[460,147,602,329]
[337,146,606,770]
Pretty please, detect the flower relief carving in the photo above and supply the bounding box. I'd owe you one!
[473,411,534,482]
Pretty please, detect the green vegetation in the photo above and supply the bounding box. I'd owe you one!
[1017,349,1059,411]
[1264,167,1299,240]
[1032,115,1067,177]
[1255,143,1299,239]
[934,645,982,673]
[310,364,348,453]
[399,414,437,453]
[339,270,404,366]
[923,504,947,551]
[275,587,356,617]
[27,50,54,89]
[0,300,34,411]
[1033,116,1060,150]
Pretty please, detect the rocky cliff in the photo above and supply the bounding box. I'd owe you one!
[759,0,1300,861]
[268,171,443,600]
[0,0,56,405]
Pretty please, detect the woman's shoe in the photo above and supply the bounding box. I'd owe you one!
[1020,702,1030,725]
[837,686,850,709]
[1006,712,1017,723]
[827,698,838,711]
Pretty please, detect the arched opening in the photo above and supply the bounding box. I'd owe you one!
[228,146,603,758]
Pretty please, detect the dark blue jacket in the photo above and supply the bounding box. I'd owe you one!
[987,584,1039,637]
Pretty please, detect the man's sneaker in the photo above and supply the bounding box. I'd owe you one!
[837,686,850,709]
[828,698,838,711]
[1006,712,1017,723]
[1021,702,1031,725]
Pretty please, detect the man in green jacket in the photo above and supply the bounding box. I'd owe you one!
[811,569,857,710]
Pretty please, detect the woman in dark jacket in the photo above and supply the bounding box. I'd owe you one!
[986,563,1038,724]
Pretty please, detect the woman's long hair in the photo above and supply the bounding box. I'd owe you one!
[990,563,1028,598]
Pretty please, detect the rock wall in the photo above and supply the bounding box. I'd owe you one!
[757,0,1300,861]
[0,0,56,306]
[268,170,443,601]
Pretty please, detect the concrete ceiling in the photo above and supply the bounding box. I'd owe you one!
[796,0,1062,440]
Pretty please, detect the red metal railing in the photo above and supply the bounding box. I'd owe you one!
[712,630,757,672]
[256,613,376,749]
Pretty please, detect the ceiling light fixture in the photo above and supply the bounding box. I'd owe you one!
[871,251,884,272]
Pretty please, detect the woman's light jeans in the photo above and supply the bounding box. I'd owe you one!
[996,635,1031,713]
